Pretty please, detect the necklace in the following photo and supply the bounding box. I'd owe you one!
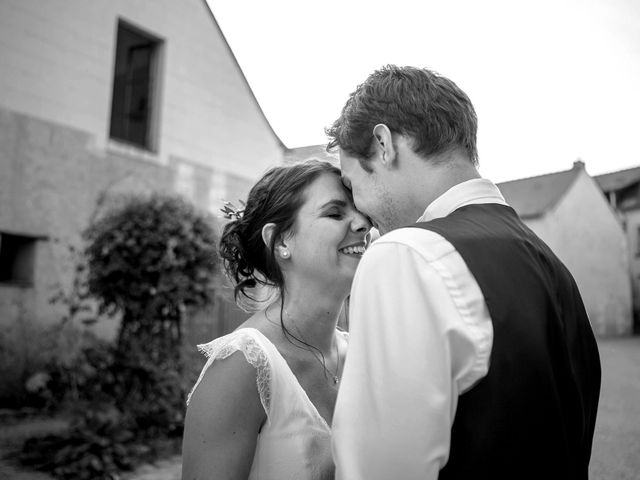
[287,313,341,385]
[308,338,341,385]
[266,306,342,385]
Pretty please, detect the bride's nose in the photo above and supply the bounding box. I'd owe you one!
[350,211,371,233]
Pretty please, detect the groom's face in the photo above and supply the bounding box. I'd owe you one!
[339,149,394,234]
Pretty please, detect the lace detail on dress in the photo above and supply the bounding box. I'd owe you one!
[186,329,272,415]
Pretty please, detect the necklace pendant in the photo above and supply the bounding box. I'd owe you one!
[333,376,339,385]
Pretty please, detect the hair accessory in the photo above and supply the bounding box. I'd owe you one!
[221,200,246,220]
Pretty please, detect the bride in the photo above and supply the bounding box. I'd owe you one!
[181,160,370,480]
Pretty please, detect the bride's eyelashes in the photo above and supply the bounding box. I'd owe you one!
[322,206,345,220]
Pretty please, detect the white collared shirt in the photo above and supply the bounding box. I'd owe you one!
[332,179,507,480]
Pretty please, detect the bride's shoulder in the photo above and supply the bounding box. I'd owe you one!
[235,311,289,348]
[185,344,266,440]
[204,309,273,349]
[198,327,279,376]
[187,333,266,406]
[188,327,273,406]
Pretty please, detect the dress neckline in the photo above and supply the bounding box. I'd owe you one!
[239,327,340,432]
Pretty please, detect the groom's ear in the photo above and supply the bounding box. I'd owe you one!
[372,124,397,169]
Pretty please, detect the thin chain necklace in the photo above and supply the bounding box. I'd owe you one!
[266,306,342,385]
[305,334,341,385]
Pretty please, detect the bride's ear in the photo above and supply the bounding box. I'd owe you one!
[262,223,291,260]
[261,223,276,249]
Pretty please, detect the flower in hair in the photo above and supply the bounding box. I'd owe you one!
[220,200,246,220]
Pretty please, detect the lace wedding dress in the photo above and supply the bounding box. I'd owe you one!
[188,328,346,480]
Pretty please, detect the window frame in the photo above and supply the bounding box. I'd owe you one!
[108,19,164,152]
[0,231,43,287]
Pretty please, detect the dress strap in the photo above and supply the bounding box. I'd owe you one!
[187,328,272,416]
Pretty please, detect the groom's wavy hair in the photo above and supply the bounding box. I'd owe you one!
[219,159,341,308]
[326,65,479,170]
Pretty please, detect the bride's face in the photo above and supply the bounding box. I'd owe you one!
[283,173,370,292]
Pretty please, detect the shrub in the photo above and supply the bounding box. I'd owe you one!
[83,194,219,357]
[20,339,185,480]
[0,317,90,411]
[20,194,219,479]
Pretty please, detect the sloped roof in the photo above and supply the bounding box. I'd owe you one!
[284,144,339,165]
[497,164,582,219]
[201,0,286,150]
[594,165,640,193]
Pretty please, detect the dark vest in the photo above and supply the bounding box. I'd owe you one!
[412,204,601,480]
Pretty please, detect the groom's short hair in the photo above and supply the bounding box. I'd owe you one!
[326,65,479,167]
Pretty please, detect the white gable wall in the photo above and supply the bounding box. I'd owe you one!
[0,0,282,179]
[0,0,284,350]
[524,170,632,335]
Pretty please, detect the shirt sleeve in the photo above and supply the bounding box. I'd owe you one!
[332,229,492,480]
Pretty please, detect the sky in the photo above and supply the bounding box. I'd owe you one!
[206,0,640,182]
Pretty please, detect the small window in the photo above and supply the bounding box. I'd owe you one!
[109,21,162,150]
[0,233,38,286]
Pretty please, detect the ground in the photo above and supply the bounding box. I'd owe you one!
[0,417,68,480]
[589,336,640,479]
[1,336,638,479]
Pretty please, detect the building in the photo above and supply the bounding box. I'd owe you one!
[595,165,640,332]
[0,0,285,382]
[284,144,339,165]
[498,161,632,336]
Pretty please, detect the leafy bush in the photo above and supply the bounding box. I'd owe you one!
[0,317,91,411]
[20,340,185,479]
[83,194,219,357]
[20,194,219,479]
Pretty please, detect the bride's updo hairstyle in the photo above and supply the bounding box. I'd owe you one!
[219,160,341,308]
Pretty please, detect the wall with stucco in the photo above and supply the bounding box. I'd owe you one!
[524,169,632,335]
[619,208,640,321]
[0,0,284,396]
[0,0,283,179]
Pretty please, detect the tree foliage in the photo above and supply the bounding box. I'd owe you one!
[84,194,218,355]
[20,194,219,479]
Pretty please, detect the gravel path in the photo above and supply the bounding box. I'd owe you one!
[0,417,66,480]
[589,336,640,479]
[123,455,182,480]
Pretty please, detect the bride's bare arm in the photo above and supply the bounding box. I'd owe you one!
[181,351,266,480]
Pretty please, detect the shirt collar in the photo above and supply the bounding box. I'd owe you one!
[417,178,507,222]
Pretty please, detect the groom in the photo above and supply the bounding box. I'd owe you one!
[328,65,601,479]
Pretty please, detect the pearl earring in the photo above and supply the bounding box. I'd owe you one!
[281,249,290,258]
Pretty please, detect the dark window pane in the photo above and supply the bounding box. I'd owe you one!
[109,23,158,150]
[0,233,37,285]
